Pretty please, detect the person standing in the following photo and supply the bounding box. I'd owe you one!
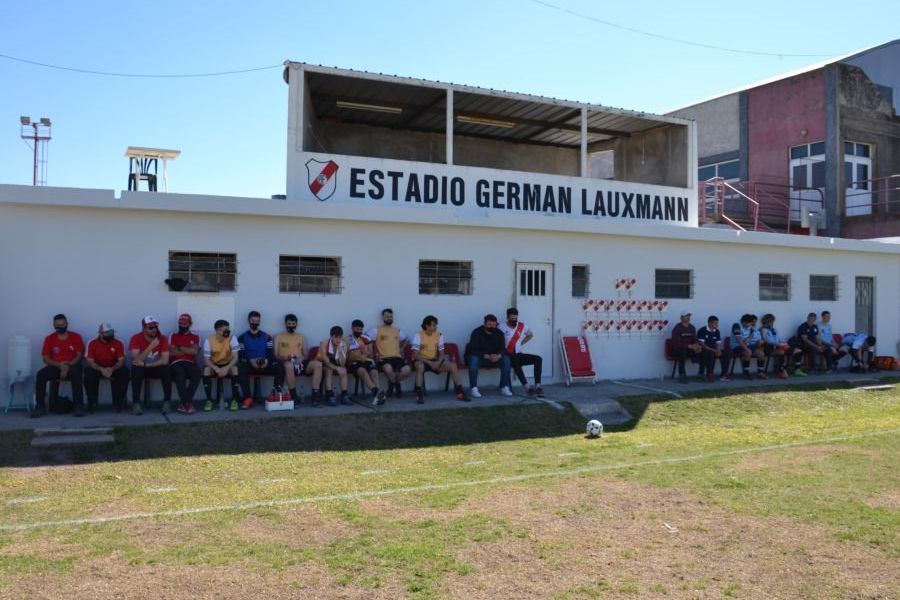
[169,313,201,414]
[671,310,702,384]
[366,308,411,398]
[499,307,544,397]
[466,314,512,398]
[84,323,129,412]
[32,313,85,418]
[129,316,173,415]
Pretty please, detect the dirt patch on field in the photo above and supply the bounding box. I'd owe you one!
[734,443,846,474]
[232,507,357,547]
[865,489,900,510]
[443,478,898,599]
[0,557,404,600]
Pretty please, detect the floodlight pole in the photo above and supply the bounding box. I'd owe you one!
[20,117,52,186]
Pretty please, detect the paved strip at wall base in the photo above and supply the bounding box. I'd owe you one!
[1,428,896,533]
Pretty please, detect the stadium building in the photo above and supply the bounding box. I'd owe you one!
[1,62,898,393]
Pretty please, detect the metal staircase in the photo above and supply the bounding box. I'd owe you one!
[699,178,824,234]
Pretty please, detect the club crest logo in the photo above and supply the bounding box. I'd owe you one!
[305,159,339,201]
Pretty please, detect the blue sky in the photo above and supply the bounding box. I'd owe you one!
[1,0,896,197]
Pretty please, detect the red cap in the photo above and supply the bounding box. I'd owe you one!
[178,313,192,325]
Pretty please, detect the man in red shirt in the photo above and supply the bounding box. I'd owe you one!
[169,313,201,414]
[128,315,172,415]
[33,313,85,418]
[84,323,129,413]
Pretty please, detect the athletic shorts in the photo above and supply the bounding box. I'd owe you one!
[377,357,406,371]
[415,359,444,373]
[350,360,376,373]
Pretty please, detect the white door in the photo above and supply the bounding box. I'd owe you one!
[514,262,554,378]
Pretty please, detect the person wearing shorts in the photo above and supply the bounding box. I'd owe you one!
[366,308,411,398]
[411,315,466,404]
[319,326,352,407]
[347,319,386,406]
[201,319,242,412]
[274,313,323,404]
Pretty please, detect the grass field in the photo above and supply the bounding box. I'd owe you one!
[0,383,897,599]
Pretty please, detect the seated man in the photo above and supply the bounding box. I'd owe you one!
[500,308,544,397]
[759,314,798,380]
[671,310,702,383]
[696,315,729,382]
[347,319,386,406]
[819,311,842,372]
[797,312,826,374]
[32,313,85,418]
[319,326,352,407]
[366,308,411,398]
[84,323,129,413]
[169,313,201,414]
[129,316,173,415]
[411,315,467,404]
[202,319,242,412]
[839,334,877,372]
[731,314,766,379]
[274,313,323,405]
[237,310,281,409]
[466,314,512,398]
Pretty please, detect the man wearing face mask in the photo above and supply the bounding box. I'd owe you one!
[465,314,512,399]
[237,310,280,409]
[347,319,386,406]
[366,308,411,398]
[203,319,242,411]
[32,313,86,418]
[84,323,129,413]
[499,307,544,398]
[129,316,173,415]
[274,313,322,404]
[169,313,201,414]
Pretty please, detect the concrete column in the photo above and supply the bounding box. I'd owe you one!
[738,91,749,181]
[824,64,841,237]
[580,107,588,177]
[446,88,454,165]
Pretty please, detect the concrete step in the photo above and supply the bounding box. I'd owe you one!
[34,427,113,436]
[31,434,115,448]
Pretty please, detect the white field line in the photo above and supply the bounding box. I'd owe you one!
[360,469,390,476]
[258,478,289,484]
[609,379,683,399]
[2,428,897,533]
[557,452,580,457]
[463,461,486,466]
[145,487,177,493]
[5,497,48,506]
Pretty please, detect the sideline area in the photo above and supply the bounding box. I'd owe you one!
[2,370,893,433]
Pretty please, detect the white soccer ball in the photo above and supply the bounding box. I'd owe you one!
[586,419,603,438]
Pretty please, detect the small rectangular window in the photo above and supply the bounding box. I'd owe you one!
[655,269,692,299]
[419,260,473,295]
[716,160,739,180]
[168,251,236,292]
[572,265,589,298]
[279,255,341,294]
[811,161,826,188]
[855,143,870,158]
[698,165,716,181]
[790,145,808,160]
[809,141,825,156]
[759,273,790,301]
[810,275,837,301]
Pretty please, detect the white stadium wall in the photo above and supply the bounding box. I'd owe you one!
[1,185,898,388]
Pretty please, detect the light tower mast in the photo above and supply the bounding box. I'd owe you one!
[19,116,52,186]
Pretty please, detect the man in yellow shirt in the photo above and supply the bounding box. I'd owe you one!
[202,319,241,411]
[274,313,323,404]
[366,308,411,398]
[411,315,467,404]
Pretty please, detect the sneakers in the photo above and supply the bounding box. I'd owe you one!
[386,382,395,397]
[29,403,47,419]
[394,385,403,399]
[456,388,469,402]
[500,386,513,397]
[470,387,482,398]
[176,402,189,414]
[372,389,386,406]
[241,397,254,410]
[526,386,537,397]
[415,388,424,404]
[535,385,545,398]
[203,400,213,412]
[757,372,768,380]
[161,400,171,414]
[706,374,716,383]
[720,374,732,381]
[340,392,352,406]
[74,403,85,418]
[132,402,143,416]
[775,371,787,380]
[229,399,239,411]
[794,368,808,377]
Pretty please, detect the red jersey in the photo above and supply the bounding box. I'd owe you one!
[41,332,85,364]
[169,331,200,364]
[87,337,126,368]
[128,332,170,364]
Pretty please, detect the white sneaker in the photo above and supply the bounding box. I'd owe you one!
[500,386,513,397]
[470,387,482,398]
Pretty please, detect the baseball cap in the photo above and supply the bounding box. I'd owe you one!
[141,315,159,327]
[99,322,115,334]
[178,313,193,325]
[680,309,692,317]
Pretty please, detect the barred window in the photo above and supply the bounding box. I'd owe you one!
[810,275,837,301]
[419,260,472,295]
[654,269,692,299]
[759,273,790,301]
[572,265,589,298]
[167,251,236,292]
[279,256,341,294]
